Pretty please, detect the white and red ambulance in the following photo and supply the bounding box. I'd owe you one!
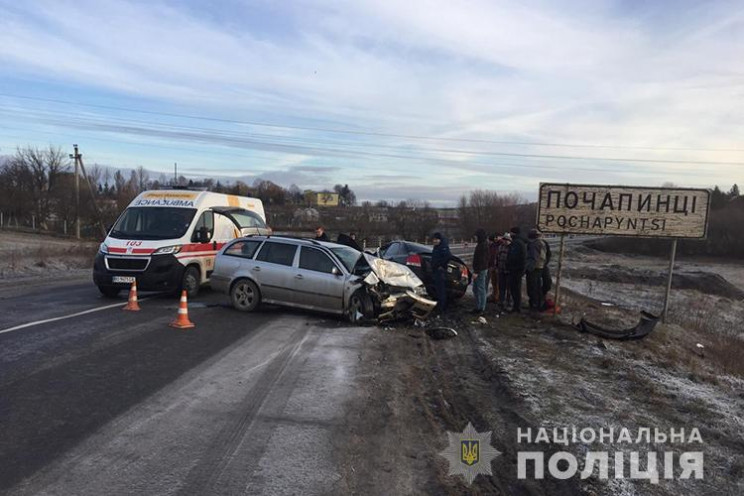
[93,190,269,298]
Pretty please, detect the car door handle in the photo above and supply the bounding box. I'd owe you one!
[252,266,261,272]
[295,274,303,279]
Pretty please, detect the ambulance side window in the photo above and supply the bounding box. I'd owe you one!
[191,211,214,242]
[214,212,240,241]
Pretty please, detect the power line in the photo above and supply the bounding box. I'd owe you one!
[0,128,727,180]
[2,107,743,169]
[1,92,742,153]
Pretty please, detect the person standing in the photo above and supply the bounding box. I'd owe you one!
[526,228,546,311]
[497,232,512,311]
[506,226,526,313]
[487,234,499,303]
[336,232,362,251]
[540,231,552,305]
[471,228,489,314]
[430,232,451,314]
[314,226,329,241]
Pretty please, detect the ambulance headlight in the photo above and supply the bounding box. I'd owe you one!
[99,243,109,254]
[153,245,182,255]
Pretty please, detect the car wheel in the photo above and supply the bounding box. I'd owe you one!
[182,266,201,298]
[348,289,373,324]
[231,279,260,312]
[98,286,120,298]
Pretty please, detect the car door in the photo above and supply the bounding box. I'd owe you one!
[293,247,346,313]
[252,241,299,303]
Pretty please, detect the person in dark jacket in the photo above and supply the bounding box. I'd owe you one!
[314,226,329,241]
[336,232,362,251]
[430,232,451,313]
[497,233,512,311]
[471,228,489,314]
[506,226,527,313]
[526,228,545,311]
[487,234,499,303]
[541,232,552,301]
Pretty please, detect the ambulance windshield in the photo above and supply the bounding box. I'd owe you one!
[109,207,197,240]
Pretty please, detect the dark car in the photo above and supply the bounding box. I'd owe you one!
[378,240,471,299]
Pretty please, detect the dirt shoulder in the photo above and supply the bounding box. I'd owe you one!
[335,246,743,495]
[0,230,97,281]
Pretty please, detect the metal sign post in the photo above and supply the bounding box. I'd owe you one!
[662,239,677,323]
[553,234,566,317]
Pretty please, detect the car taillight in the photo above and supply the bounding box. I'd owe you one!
[406,253,422,267]
[461,267,469,279]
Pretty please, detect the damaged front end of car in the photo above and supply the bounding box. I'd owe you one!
[355,254,437,323]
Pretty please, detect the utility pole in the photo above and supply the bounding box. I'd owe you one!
[174,162,178,186]
[70,144,81,239]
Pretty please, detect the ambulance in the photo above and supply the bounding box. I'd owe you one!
[93,190,269,298]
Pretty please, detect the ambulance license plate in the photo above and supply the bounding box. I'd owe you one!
[113,276,136,284]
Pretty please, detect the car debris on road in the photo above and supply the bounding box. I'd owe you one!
[574,310,660,340]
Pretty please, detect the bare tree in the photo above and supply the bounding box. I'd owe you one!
[12,146,68,227]
[134,166,149,193]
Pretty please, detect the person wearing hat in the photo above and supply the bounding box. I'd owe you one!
[497,232,512,310]
[506,226,527,313]
[430,232,451,313]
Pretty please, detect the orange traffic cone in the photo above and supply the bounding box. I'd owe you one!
[123,280,141,311]
[169,290,195,329]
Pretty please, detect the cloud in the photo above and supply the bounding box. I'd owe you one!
[0,0,742,205]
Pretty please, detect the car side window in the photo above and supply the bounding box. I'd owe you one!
[385,242,401,257]
[255,242,297,266]
[224,240,262,259]
[299,247,338,274]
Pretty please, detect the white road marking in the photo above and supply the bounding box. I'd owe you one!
[0,298,154,335]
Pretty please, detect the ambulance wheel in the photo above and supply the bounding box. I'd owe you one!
[182,266,201,298]
[98,286,120,298]
[230,279,260,312]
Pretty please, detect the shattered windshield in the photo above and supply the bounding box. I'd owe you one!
[329,246,361,272]
[110,207,197,240]
[330,246,370,275]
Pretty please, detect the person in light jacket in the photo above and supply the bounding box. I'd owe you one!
[471,228,489,314]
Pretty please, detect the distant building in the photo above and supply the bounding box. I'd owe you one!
[434,208,461,237]
[316,192,339,207]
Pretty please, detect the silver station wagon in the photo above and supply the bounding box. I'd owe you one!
[211,236,436,322]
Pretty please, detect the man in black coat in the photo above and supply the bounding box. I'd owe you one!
[430,232,451,313]
[314,226,330,241]
[506,226,527,313]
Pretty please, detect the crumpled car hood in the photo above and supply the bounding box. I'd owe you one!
[359,254,436,322]
[362,253,424,289]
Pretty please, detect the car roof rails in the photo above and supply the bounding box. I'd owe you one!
[264,235,323,246]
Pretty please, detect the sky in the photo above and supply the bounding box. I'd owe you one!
[0,0,742,206]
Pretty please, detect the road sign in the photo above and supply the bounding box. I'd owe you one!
[537,183,710,238]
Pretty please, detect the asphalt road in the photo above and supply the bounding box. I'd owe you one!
[0,278,371,495]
